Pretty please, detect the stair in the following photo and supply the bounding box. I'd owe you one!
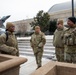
[17,35,56,60]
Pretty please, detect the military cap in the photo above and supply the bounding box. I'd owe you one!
[57,20,63,25]
[6,22,14,29]
[68,17,76,24]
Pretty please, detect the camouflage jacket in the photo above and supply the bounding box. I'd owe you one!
[63,26,76,46]
[53,27,67,48]
[63,26,76,53]
[0,31,19,56]
[30,31,46,53]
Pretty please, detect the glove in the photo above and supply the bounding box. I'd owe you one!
[11,48,18,56]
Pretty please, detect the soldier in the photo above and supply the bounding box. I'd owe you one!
[63,17,76,63]
[53,20,67,62]
[30,26,46,69]
[0,22,19,56]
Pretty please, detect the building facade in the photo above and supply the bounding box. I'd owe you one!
[48,0,76,24]
[12,0,76,35]
[12,19,33,33]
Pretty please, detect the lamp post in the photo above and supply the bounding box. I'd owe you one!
[72,0,74,17]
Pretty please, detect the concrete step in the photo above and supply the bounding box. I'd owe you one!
[19,48,55,51]
[19,48,55,52]
[18,44,53,46]
[19,51,55,59]
[17,35,55,59]
[19,49,55,54]
[18,42,53,44]
[18,40,53,42]
[18,46,55,49]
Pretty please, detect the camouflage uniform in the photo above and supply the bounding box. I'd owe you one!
[0,22,19,56]
[53,27,67,62]
[63,26,76,63]
[30,31,46,68]
[0,31,19,56]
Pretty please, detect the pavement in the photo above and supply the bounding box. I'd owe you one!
[18,36,55,75]
[19,55,51,75]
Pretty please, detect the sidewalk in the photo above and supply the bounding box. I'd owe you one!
[19,55,51,75]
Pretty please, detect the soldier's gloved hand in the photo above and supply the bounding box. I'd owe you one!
[37,47,41,51]
[38,46,42,48]
[11,48,18,56]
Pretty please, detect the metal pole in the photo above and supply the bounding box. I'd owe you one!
[72,0,74,17]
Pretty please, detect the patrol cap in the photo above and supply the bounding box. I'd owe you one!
[35,26,40,29]
[57,20,63,25]
[6,22,15,29]
[68,17,76,24]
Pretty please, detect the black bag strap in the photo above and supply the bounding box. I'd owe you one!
[5,32,8,41]
[5,32,16,42]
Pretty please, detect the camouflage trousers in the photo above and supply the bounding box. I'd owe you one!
[64,46,76,63]
[34,51,43,68]
[55,47,64,62]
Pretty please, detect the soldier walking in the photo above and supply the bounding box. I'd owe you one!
[30,26,46,69]
[0,22,19,56]
[63,17,76,63]
[53,20,67,62]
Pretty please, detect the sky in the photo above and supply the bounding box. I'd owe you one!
[0,0,70,22]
